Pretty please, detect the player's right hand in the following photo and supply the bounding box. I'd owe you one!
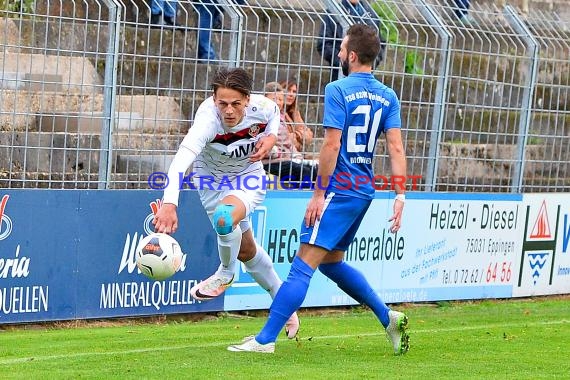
[304,195,325,227]
[153,203,179,234]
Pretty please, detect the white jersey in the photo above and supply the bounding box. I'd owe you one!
[163,93,280,205]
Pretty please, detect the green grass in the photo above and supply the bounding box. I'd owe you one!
[0,298,569,379]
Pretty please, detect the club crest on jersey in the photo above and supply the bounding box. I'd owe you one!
[248,124,261,137]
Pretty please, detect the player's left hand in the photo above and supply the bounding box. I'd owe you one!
[388,199,404,233]
[250,134,277,162]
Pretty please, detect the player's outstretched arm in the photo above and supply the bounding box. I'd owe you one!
[385,128,407,233]
[155,146,198,234]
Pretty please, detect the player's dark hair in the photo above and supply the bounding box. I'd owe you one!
[346,23,381,67]
[211,68,253,97]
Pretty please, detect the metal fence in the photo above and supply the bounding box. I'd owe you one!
[0,0,567,192]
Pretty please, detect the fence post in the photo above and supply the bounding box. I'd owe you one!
[218,0,244,67]
[98,0,122,189]
[414,0,452,192]
[504,5,539,193]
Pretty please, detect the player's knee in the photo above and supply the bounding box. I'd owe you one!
[212,204,235,235]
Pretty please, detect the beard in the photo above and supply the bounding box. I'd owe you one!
[341,58,349,77]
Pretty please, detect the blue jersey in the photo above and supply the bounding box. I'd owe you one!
[322,72,401,199]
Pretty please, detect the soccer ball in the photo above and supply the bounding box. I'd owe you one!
[136,233,183,281]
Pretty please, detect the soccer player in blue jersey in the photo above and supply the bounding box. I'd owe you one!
[228,23,409,355]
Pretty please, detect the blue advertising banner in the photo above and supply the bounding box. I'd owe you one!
[74,190,223,319]
[0,191,78,323]
[0,190,222,324]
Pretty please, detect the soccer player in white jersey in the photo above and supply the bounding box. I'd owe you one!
[228,24,409,354]
[153,68,299,339]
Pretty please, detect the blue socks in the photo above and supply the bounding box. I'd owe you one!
[255,258,389,344]
[319,261,390,327]
[256,256,314,344]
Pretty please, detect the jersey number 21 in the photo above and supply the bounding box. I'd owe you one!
[347,105,382,153]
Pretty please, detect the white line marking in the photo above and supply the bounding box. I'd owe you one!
[0,319,567,365]
[231,282,259,288]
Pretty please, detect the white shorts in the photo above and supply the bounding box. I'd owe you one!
[197,186,266,232]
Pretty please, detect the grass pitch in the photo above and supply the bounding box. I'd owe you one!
[0,297,568,379]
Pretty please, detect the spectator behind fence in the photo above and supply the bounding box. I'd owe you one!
[279,79,313,152]
[196,0,246,62]
[317,0,386,80]
[263,82,317,189]
[149,0,180,28]
[452,0,477,25]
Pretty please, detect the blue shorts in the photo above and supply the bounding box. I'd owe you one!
[300,192,371,251]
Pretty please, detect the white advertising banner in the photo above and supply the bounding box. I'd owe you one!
[375,193,522,303]
[223,192,526,309]
[514,194,570,297]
